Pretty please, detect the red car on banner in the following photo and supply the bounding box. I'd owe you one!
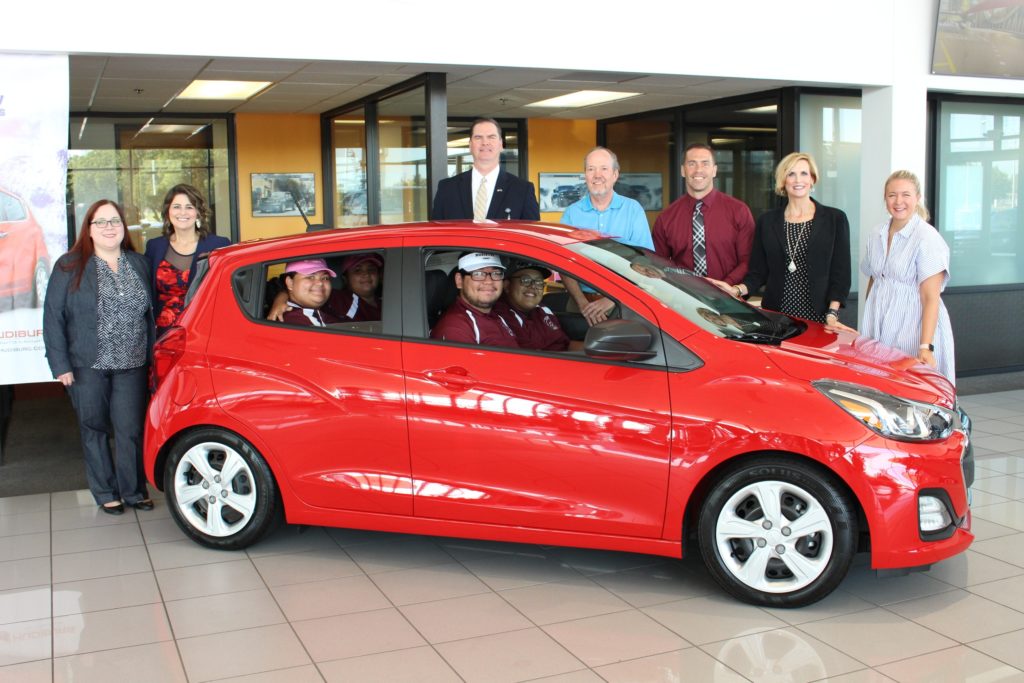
[144,221,973,608]
[0,186,50,309]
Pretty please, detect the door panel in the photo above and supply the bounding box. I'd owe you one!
[206,246,411,515]
[399,235,674,538]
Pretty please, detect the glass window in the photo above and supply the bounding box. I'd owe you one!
[799,94,862,291]
[258,250,386,335]
[605,117,673,225]
[333,115,368,228]
[937,100,1023,286]
[67,116,231,251]
[378,87,428,224]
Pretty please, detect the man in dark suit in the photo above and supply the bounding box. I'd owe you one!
[431,118,540,221]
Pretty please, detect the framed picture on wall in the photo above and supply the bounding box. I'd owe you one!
[614,173,663,211]
[251,172,315,217]
[538,172,586,212]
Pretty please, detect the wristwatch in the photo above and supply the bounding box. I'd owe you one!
[919,343,935,352]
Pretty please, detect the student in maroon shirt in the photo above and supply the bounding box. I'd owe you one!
[430,252,518,347]
[326,253,382,322]
[494,261,570,351]
[279,259,343,327]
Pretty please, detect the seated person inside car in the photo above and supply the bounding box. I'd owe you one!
[268,252,382,323]
[279,259,343,327]
[493,261,571,351]
[430,252,518,347]
[328,252,382,322]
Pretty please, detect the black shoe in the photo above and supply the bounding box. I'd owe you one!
[100,502,125,515]
[131,499,155,511]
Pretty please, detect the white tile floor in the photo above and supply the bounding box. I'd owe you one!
[1,390,1023,682]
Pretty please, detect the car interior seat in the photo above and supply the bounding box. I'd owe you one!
[425,269,456,328]
[541,290,589,342]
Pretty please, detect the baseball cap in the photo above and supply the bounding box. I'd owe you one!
[285,258,337,277]
[458,252,505,272]
[341,252,383,274]
[508,259,552,280]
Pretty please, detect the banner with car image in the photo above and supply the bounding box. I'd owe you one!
[0,54,69,384]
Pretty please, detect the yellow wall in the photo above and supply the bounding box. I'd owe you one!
[527,119,596,222]
[236,113,322,241]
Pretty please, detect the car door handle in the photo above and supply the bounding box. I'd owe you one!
[424,367,476,390]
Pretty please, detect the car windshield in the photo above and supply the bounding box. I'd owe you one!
[566,238,804,343]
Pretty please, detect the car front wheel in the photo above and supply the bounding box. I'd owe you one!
[164,429,280,550]
[698,458,857,608]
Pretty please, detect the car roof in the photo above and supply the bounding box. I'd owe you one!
[207,220,604,264]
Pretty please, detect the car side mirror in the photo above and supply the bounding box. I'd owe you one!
[584,319,657,361]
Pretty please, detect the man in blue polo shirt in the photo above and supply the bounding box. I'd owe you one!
[560,146,653,325]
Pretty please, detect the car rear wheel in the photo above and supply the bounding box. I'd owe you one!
[164,429,280,550]
[698,458,857,608]
[32,258,49,308]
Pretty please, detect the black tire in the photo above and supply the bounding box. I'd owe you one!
[697,457,857,608]
[163,428,280,550]
[32,258,49,308]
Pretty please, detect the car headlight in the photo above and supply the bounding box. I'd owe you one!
[812,380,957,442]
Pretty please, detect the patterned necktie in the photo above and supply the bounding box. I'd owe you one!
[692,199,707,276]
[474,176,488,221]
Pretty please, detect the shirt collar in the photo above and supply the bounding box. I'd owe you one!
[472,166,500,184]
[580,191,624,213]
[884,213,922,240]
[688,188,719,208]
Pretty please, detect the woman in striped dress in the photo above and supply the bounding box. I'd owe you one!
[860,170,955,383]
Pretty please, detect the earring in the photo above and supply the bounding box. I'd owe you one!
[196,218,201,228]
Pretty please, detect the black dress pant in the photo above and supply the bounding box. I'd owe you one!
[67,365,149,505]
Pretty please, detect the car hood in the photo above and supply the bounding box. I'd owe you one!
[763,326,956,408]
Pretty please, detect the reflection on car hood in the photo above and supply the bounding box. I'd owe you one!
[765,326,956,408]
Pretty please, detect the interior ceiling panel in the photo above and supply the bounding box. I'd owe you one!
[69,54,785,118]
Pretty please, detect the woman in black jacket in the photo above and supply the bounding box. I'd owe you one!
[43,200,155,514]
[717,152,851,327]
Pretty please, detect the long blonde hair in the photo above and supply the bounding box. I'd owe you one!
[885,170,930,222]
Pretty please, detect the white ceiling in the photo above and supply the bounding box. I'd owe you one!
[70,55,788,120]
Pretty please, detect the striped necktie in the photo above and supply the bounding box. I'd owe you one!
[692,199,707,276]
[474,176,488,221]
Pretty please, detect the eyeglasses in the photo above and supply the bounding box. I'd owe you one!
[466,269,505,281]
[90,218,123,228]
[513,276,545,288]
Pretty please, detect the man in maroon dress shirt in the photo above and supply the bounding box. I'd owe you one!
[653,143,755,288]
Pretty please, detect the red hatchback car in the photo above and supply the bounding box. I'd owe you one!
[144,221,973,607]
[0,186,50,308]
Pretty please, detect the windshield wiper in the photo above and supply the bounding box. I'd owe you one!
[725,317,805,344]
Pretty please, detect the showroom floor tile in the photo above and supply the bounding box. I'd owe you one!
[0,389,1022,681]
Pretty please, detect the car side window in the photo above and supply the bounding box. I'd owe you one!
[424,248,634,356]
[257,250,386,335]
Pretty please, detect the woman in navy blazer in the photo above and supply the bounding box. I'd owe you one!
[144,184,229,334]
[43,200,155,514]
[723,153,851,326]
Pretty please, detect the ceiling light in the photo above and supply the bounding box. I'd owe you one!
[176,80,272,100]
[526,90,640,108]
[720,126,777,132]
[737,104,778,114]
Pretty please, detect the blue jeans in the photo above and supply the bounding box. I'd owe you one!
[67,365,149,505]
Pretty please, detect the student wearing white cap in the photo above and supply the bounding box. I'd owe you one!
[430,252,519,347]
